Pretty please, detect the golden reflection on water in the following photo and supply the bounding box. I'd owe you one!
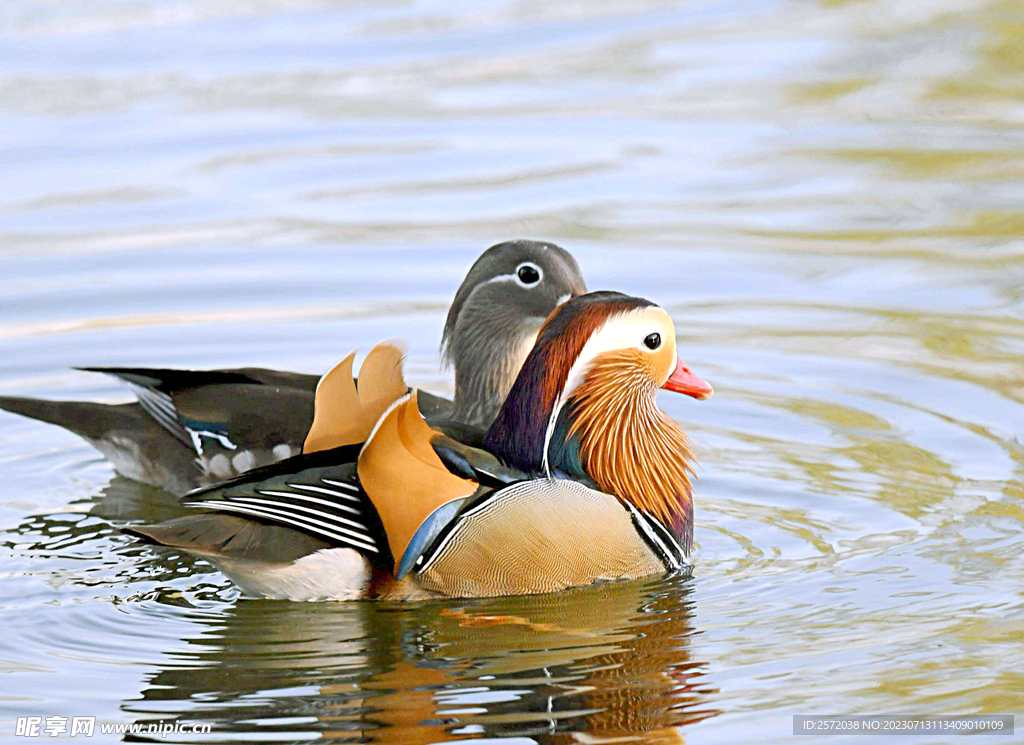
[121,579,717,743]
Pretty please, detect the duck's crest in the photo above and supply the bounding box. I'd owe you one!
[303,341,408,454]
[484,292,652,472]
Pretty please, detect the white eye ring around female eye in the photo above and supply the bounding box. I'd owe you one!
[514,261,543,288]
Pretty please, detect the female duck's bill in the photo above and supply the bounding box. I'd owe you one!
[125,291,712,600]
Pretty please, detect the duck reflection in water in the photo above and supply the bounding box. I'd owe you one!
[125,575,719,743]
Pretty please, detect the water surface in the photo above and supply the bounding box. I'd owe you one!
[1,0,1022,742]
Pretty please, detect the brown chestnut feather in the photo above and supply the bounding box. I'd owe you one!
[486,292,654,471]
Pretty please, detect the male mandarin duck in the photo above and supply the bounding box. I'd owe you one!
[125,291,713,600]
[0,240,585,494]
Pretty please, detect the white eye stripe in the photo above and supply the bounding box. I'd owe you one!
[541,306,675,474]
[478,261,545,290]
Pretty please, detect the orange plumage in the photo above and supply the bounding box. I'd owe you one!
[567,349,695,532]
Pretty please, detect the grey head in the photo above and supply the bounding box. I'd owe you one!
[442,239,587,428]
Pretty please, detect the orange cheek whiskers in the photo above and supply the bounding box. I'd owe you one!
[566,352,695,531]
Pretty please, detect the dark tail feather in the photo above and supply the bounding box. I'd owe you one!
[0,395,146,440]
[122,519,205,549]
[0,395,202,493]
[75,366,258,393]
[121,515,331,563]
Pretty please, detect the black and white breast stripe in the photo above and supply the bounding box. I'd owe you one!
[415,492,497,574]
[181,466,389,561]
[621,501,689,569]
[412,484,514,575]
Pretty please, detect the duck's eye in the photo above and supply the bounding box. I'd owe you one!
[643,332,661,350]
[516,262,542,286]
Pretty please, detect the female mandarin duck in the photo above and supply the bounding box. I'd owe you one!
[0,240,585,494]
[125,291,712,600]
